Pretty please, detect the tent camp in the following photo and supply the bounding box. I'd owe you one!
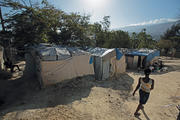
[25,44,94,87]
[125,49,160,69]
[87,48,126,80]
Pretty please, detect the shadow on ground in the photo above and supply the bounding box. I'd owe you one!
[135,109,151,120]
[0,67,134,118]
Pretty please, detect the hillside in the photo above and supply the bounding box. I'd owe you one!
[119,21,180,40]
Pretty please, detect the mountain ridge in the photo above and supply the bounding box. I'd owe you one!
[118,21,180,40]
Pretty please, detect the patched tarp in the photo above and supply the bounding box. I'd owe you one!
[37,46,71,61]
[41,55,94,86]
[33,44,92,61]
[26,44,94,87]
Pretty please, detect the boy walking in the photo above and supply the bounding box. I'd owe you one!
[133,68,154,117]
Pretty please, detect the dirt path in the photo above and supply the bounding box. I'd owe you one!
[126,57,180,120]
[0,57,180,120]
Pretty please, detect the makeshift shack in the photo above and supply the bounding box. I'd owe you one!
[25,44,94,87]
[87,48,126,80]
[125,49,160,69]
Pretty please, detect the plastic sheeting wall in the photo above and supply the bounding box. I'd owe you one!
[94,57,103,80]
[102,60,110,80]
[133,56,139,69]
[41,55,94,86]
[110,56,126,77]
[94,54,126,80]
[126,56,134,69]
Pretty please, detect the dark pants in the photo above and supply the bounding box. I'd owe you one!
[139,89,150,104]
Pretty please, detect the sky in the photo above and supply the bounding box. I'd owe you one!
[1,0,180,29]
[48,0,180,29]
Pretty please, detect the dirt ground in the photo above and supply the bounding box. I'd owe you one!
[0,57,180,120]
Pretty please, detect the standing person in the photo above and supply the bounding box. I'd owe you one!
[132,68,154,117]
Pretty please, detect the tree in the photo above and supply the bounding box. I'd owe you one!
[0,7,5,32]
[130,29,157,49]
[59,13,92,47]
[100,16,110,31]
[0,0,63,47]
[104,30,131,48]
[130,32,139,48]
[158,22,180,56]
[90,22,104,47]
[162,23,180,49]
[90,16,111,47]
[0,0,93,48]
[157,39,173,54]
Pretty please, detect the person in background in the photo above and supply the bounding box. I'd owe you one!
[133,68,154,117]
[4,58,21,73]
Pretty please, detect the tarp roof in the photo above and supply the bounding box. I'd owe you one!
[31,43,90,61]
[125,49,156,56]
[125,48,160,62]
[87,47,115,57]
[126,51,149,56]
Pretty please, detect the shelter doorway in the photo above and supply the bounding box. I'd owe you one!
[137,56,141,68]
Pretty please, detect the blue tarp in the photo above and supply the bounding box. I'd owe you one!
[126,51,149,56]
[126,50,160,62]
[116,48,123,60]
[89,56,94,64]
[146,51,160,62]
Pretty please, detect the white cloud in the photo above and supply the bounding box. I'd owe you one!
[122,18,179,27]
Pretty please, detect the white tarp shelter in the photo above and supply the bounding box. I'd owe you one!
[25,44,94,87]
[87,48,126,80]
